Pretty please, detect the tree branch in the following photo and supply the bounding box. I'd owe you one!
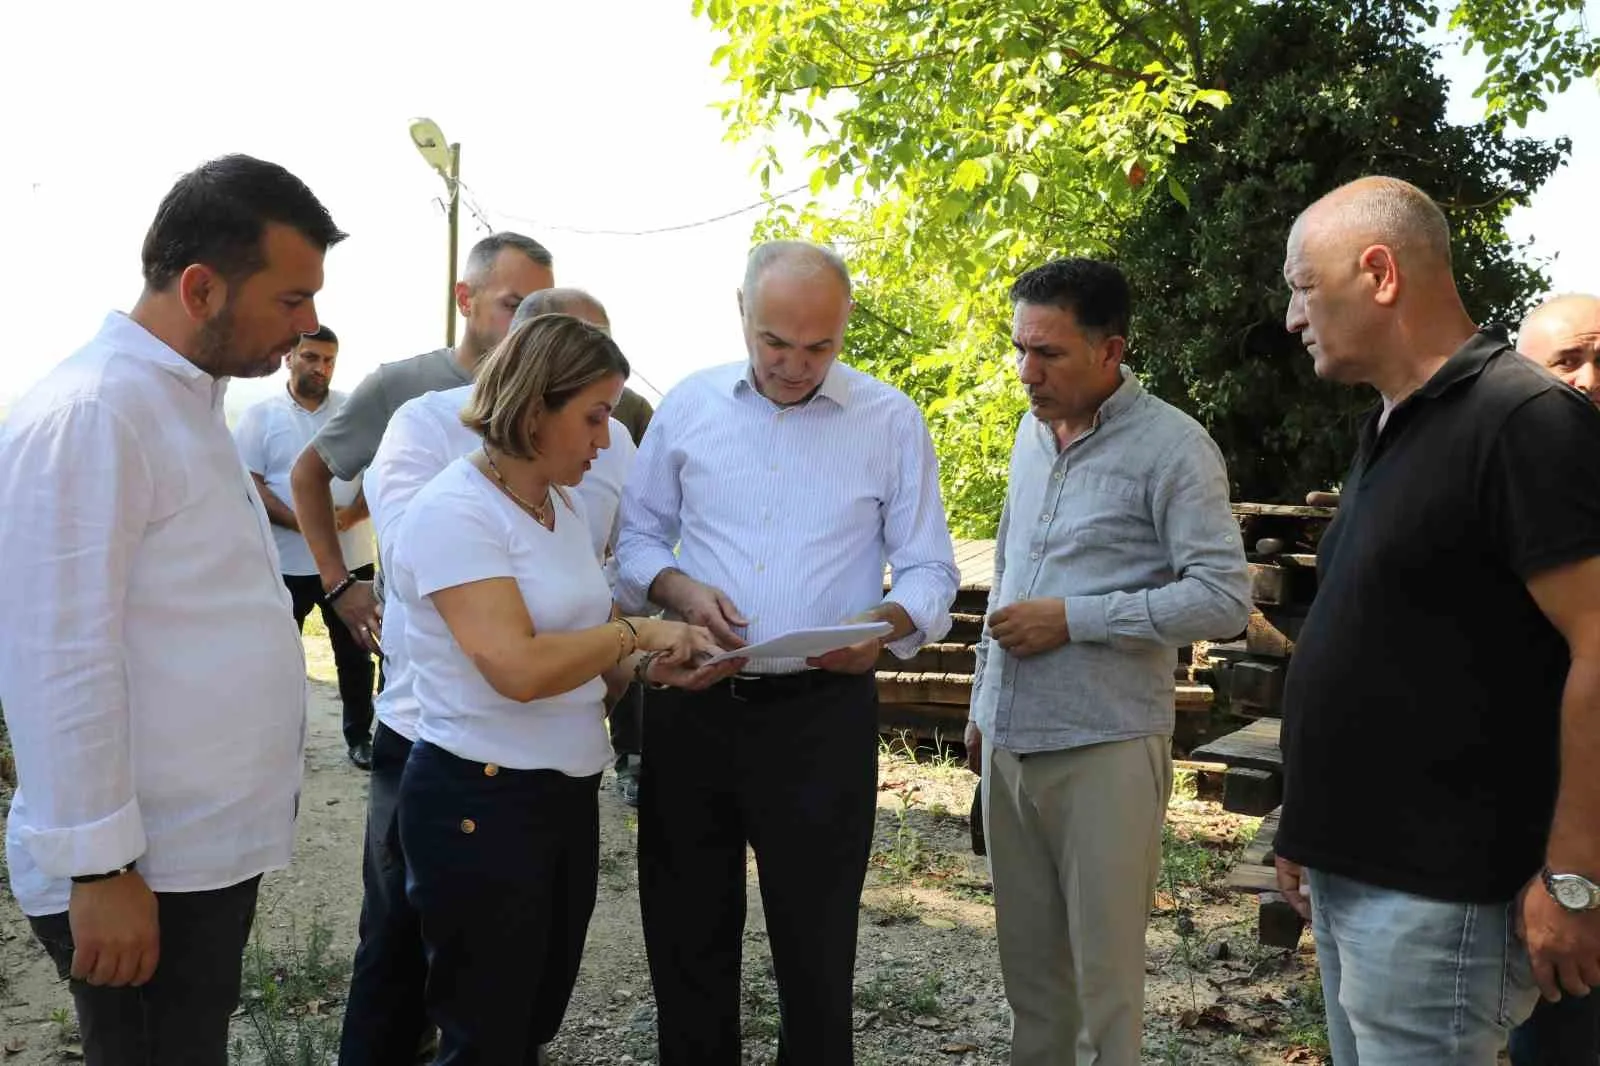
[772,48,967,94]
[1093,0,1181,70]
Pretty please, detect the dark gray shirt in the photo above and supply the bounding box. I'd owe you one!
[311,348,468,480]
[971,368,1250,753]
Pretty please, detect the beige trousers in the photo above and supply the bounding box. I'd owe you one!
[983,734,1173,1066]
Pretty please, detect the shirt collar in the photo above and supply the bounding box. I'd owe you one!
[1096,365,1143,425]
[732,360,852,409]
[99,311,226,406]
[1411,329,1510,401]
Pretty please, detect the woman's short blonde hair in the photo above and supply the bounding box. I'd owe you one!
[460,313,630,458]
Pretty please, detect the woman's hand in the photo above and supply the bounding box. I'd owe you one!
[632,618,721,666]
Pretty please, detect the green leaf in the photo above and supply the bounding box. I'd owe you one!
[1015,171,1041,200]
[1166,173,1190,209]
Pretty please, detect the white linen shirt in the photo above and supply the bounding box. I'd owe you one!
[615,360,959,672]
[0,312,308,917]
[387,458,614,774]
[233,387,376,576]
[364,383,635,741]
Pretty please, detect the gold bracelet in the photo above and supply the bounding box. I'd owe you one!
[612,619,637,662]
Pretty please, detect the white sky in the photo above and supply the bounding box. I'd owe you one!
[0,1,1594,411]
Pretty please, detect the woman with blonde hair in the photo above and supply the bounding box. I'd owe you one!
[388,313,734,1063]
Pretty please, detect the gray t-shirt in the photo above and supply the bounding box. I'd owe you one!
[311,348,470,480]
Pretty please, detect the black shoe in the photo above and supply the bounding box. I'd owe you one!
[348,740,372,771]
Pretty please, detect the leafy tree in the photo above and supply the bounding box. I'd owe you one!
[703,0,1575,533]
[1122,0,1566,499]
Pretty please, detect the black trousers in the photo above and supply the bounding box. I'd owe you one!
[29,876,261,1066]
[609,680,643,762]
[1510,992,1600,1065]
[639,672,879,1066]
[284,563,377,748]
[338,722,429,1066]
[399,740,600,1064]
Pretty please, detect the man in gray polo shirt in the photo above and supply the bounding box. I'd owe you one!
[966,259,1250,1066]
[289,231,554,679]
[287,230,553,1066]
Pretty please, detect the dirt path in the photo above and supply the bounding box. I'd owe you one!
[0,658,1328,1064]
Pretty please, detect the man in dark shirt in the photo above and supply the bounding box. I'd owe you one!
[1508,292,1600,1066]
[1275,176,1600,1064]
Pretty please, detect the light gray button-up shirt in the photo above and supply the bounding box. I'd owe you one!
[971,367,1250,753]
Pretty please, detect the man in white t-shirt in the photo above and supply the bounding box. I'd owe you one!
[344,291,634,1066]
[234,326,379,770]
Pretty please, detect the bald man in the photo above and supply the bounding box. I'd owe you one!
[1274,177,1600,1064]
[1509,293,1600,1066]
[1522,294,1600,403]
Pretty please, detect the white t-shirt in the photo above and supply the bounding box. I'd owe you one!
[233,388,376,575]
[388,457,615,774]
[365,385,636,742]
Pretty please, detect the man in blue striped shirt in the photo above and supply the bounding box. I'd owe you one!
[615,240,960,1066]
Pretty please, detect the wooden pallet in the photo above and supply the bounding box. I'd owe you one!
[1219,807,1307,948]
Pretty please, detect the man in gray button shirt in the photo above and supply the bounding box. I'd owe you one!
[966,259,1250,1066]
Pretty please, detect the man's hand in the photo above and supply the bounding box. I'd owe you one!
[807,636,883,675]
[649,656,747,692]
[989,598,1069,658]
[650,571,749,650]
[1520,876,1600,1000]
[964,720,983,775]
[333,507,358,533]
[329,579,382,654]
[69,872,159,987]
[1273,857,1314,921]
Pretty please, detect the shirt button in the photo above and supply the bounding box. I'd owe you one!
[483,763,499,777]
[757,563,766,573]
[459,818,477,834]
[1053,472,1064,481]
[1030,552,1041,561]
[1040,513,1051,522]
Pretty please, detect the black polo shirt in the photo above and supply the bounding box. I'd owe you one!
[1277,330,1600,903]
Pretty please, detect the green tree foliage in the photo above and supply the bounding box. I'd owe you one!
[701,0,1576,533]
[1121,0,1567,499]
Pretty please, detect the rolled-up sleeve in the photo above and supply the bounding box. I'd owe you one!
[881,404,959,657]
[1065,431,1250,647]
[614,398,685,615]
[367,403,450,569]
[0,400,153,878]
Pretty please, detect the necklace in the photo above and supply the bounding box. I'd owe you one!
[482,447,551,525]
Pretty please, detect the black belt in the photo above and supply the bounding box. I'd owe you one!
[716,670,848,704]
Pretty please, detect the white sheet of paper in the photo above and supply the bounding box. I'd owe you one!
[704,621,894,665]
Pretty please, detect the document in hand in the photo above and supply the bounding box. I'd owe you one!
[704,621,894,665]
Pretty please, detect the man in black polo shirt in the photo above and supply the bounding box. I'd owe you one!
[1274,176,1600,1064]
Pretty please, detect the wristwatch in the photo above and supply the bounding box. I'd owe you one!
[1542,867,1600,911]
[71,861,137,885]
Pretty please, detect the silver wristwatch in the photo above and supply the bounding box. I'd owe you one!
[1542,867,1600,912]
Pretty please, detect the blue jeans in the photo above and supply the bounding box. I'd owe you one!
[1308,868,1540,1065]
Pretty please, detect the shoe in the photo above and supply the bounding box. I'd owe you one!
[615,757,640,809]
[348,740,373,771]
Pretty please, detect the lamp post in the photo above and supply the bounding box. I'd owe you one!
[408,118,462,348]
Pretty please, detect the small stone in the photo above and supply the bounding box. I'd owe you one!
[1207,940,1233,961]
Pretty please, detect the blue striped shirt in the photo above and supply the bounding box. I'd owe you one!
[615,360,959,673]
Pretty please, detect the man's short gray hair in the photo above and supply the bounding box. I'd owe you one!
[464,231,554,288]
[512,287,608,329]
[1301,176,1454,269]
[742,240,852,302]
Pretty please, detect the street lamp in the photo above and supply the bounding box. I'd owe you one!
[409,117,462,347]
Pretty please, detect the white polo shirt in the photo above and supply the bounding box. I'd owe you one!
[233,387,376,576]
[387,458,615,774]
